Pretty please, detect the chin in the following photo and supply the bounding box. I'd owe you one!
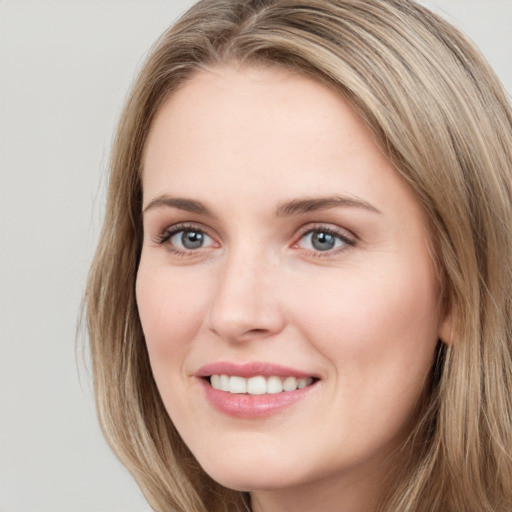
[198,454,302,492]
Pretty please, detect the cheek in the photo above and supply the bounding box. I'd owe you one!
[135,260,207,364]
[288,261,441,398]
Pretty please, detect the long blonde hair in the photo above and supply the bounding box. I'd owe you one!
[85,1,512,510]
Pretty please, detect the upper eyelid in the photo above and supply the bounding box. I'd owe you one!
[153,222,214,245]
[159,221,214,236]
[295,223,356,241]
[298,229,353,246]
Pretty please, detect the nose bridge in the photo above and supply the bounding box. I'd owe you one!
[207,242,284,341]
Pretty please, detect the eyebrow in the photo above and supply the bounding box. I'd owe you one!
[275,195,381,216]
[143,195,213,216]
[142,194,381,217]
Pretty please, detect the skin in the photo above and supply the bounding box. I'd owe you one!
[136,64,450,512]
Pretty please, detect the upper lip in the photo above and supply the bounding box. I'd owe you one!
[195,361,317,379]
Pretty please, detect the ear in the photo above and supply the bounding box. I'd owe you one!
[438,308,453,345]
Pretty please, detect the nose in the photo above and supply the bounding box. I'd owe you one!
[206,249,286,343]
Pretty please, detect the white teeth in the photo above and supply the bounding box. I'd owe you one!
[210,374,221,389]
[282,376,297,391]
[219,374,230,391]
[209,375,314,394]
[229,376,247,394]
[267,376,283,394]
[247,376,266,395]
[297,378,311,389]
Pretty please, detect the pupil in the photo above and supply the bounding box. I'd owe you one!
[182,231,204,249]
[312,232,335,251]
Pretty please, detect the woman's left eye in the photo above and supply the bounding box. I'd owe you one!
[297,228,354,253]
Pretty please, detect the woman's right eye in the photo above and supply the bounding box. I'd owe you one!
[157,226,216,253]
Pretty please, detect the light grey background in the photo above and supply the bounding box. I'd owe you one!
[0,1,510,511]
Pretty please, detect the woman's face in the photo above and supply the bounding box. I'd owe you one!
[137,65,448,508]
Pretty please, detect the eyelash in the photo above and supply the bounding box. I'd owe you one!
[295,225,355,257]
[154,223,356,257]
[154,223,215,256]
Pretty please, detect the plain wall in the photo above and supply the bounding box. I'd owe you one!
[0,1,510,511]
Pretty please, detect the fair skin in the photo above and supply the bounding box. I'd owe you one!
[136,64,449,512]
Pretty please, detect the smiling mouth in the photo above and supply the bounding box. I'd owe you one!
[208,375,317,395]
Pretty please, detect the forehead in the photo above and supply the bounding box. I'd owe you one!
[142,64,395,201]
[143,65,354,163]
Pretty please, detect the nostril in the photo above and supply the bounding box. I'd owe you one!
[206,276,286,342]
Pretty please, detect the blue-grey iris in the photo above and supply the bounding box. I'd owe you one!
[182,231,204,249]
[312,232,336,251]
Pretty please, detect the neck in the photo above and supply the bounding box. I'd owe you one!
[249,460,391,512]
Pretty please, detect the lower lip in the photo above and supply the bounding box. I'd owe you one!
[199,378,317,418]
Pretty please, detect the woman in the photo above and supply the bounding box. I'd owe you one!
[85,0,512,510]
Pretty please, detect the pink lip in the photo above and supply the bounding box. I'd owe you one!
[195,361,319,419]
[195,361,315,379]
